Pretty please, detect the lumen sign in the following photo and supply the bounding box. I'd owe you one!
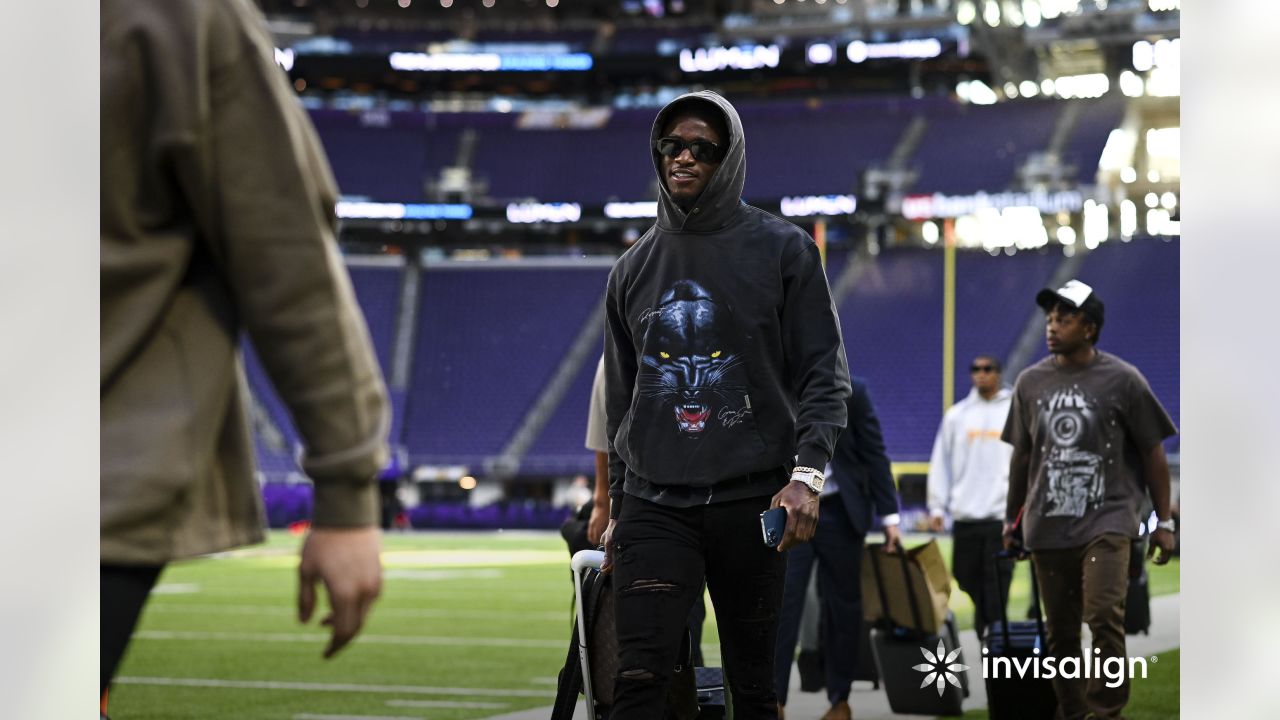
[506,202,582,224]
[780,195,857,218]
[679,44,780,72]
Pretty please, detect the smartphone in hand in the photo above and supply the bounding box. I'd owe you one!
[760,507,787,548]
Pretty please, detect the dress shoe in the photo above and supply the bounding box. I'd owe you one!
[820,700,852,720]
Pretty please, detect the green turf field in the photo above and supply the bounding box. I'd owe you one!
[111,530,1179,719]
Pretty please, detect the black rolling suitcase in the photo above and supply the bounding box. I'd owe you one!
[551,550,729,720]
[983,551,1058,720]
[865,543,968,717]
[796,608,880,691]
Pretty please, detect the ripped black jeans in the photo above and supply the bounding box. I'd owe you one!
[611,493,786,720]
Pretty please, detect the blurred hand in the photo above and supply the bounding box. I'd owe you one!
[1148,527,1175,565]
[587,502,609,547]
[770,481,819,552]
[1001,522,1016,552]
[298,526,382,659]
[883,524,902,553]
[928,515,945,534]
[599,519,618,574]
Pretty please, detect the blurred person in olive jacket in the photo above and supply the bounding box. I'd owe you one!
[101,0,390,695]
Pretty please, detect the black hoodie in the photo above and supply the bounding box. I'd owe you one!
[604,91,852,519]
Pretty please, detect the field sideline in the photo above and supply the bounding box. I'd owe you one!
[112,530,1180,719]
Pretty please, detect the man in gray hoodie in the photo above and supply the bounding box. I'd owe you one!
[598,91,851,719]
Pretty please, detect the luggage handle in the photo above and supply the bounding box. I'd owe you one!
[571,550,605,715]
[994,549,1046,651]
[867,542,929,638]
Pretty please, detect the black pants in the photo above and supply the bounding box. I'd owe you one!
[612,494,786,720]
[951,520,1012,637]
[773,495,865,706]
[101,564,164,694]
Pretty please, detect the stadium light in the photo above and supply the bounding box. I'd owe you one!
[1083,199,1108,247]
[956,0,977,24]
[1120,199,1137,238]
[1161,192,1177,209]
[806,42,836,66]
[1119,70,1143,98]
[1144,192,1158,209]
[1019,80,1039,97]
[1040,78,1055,95]
[1147,169,1161,183]
[1052,73,1109,99]
[1004,82,1019,98]
[1023,0,1042,26]
[459,476,478,490]
[1146,208,1170,235]
[1120,166,1137,184]
[983,0,1001,26]
[274,47,295,72]
[1132,41,1154,72]
[1003,0,1026,26]
[922,221,939,245]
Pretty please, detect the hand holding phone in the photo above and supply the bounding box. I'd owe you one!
[760,507,787,548]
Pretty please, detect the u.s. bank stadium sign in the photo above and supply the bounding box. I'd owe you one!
[902,190,1084,220]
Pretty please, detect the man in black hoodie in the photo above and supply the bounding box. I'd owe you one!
[598,91,852,720]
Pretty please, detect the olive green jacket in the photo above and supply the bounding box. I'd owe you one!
[101,0,389,564]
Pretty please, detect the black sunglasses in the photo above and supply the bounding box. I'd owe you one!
[655,136,726,164]
[970,364,999,373]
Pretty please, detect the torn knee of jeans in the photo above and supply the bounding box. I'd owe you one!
[619,578,681,596]
[620,668,657,681]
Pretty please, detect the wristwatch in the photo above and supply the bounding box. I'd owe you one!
[1155,518,1176,533]
[791,466,825,494]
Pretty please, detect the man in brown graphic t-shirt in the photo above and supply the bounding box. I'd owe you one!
[1002,279,1177,720]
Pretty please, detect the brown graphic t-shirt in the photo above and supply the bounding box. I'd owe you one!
[1002,352,1177,551]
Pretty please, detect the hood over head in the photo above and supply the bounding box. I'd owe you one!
[650,90,746,233]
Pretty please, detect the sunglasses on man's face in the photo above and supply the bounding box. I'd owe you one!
[655,136,726,164]
[971,364,999,373]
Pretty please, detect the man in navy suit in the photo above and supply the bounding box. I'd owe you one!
[774,377,902,720]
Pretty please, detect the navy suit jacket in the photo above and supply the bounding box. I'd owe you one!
[827,377,900,536]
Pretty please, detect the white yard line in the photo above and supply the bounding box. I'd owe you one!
[295,714,422,720]
[143,604,568,621]
[133,630,564,648]
[115,677,557,698]
[386,700,508,709]
[150,583,201,594]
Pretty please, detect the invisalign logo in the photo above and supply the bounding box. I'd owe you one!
[912,639,970,696]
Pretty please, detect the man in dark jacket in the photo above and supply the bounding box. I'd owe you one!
[598,91,852,720]
[774,378,901,720]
